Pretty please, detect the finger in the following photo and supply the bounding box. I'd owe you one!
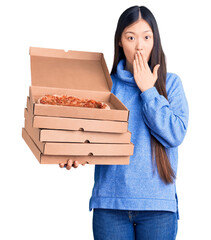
[140,50,148,69]
[73,161,79,168]
[59,163,64,168]
[137,51,144,69]
[135,53,141,71]
[66,159,73,170]
[133,58,137,74]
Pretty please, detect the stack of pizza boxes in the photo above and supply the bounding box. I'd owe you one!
[22,47,134,165]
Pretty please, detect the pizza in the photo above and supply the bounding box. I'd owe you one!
[37,95,110,110]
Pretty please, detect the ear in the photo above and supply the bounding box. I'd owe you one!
[119,41,122,47]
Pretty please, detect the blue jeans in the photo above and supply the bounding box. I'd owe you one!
[93,208,178,240]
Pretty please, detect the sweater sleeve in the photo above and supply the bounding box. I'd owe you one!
[140,74,189,148]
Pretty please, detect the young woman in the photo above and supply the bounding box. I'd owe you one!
[60,5,189,240]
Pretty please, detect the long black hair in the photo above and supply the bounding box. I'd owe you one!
[111,6,175,184]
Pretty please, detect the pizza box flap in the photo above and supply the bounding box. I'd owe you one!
[30,47,112,92]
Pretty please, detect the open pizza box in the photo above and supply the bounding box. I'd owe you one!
[24,105,132,143]
[26,96,128,133]
[29,47,129,121]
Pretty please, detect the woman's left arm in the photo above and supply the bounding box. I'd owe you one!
[140,75,189,148]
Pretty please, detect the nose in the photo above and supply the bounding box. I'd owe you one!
[135,39,144,51]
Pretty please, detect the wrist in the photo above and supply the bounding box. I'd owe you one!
[139,85,153,93]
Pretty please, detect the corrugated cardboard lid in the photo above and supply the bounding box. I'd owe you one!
[30,47,112,92]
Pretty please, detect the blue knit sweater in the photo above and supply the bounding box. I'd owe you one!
[89,59,189,218]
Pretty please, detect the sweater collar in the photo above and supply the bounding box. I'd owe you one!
[116,58,137,87]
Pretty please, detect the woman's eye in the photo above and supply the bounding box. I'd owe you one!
[128,36,135,41]
[145,36,151,40]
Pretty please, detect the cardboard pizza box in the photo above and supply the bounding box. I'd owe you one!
[24,107,131,143]
[29,47,129,121]
[26,96,128,133]
[22,128,130,165]
[24,115,134,156]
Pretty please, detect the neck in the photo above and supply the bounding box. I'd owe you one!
[125,60,134,75]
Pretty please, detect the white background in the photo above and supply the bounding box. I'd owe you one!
[0,0,210,239]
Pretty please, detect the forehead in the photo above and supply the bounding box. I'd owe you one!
[123,18,152,34]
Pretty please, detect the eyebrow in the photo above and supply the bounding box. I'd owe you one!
[124,30,152,34]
